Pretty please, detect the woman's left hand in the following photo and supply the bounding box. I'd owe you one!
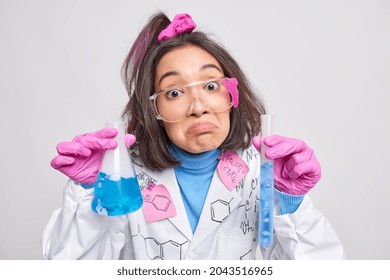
[252,135,321,195]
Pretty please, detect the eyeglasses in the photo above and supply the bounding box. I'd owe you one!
[149,77,236,123]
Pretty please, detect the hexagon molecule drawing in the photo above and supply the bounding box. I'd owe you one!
[151,195,171,212]
[211,198,233,223]
[131,225,189,260]
[133,234,188,260]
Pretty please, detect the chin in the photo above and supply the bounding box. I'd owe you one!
[188,142,219,154]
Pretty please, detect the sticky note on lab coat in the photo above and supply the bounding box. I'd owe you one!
[218,150,249,191]
[141,183,177,223]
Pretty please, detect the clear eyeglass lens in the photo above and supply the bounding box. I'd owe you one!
[151,78,233,123]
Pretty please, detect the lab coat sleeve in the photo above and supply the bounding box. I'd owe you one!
[41,179,132,259]
[261,195,346,260]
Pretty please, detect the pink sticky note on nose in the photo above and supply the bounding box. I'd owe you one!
[141,183,177,223]
[217,150,249,191]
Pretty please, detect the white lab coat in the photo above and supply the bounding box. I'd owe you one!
[41,145,345,260]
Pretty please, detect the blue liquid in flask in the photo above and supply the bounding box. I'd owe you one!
[91,172,143,216]
[259,162,274,247]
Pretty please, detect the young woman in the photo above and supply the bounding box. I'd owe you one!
[42,12,345,260]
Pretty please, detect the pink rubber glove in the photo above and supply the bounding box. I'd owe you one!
[252,135,321,195]
[50,128,136,184]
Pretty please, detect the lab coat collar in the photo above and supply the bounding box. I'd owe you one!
[140,167,194,240]
[187,169,242,251]
[136,159,242,250]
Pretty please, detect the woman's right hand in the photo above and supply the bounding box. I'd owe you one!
[50,128,136,185]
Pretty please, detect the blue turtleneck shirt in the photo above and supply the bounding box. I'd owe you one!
[169,143,304,234]
[169,143,221,233]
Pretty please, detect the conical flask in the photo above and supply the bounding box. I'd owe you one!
[91,121,143,216]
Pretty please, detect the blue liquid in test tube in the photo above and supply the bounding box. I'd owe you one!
[259,162,274,247]
[259,114,274,248]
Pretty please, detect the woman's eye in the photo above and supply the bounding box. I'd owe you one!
[166,89,183,98]
[204,81,220,91]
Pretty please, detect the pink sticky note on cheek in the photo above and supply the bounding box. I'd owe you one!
[141,184,177,223]
[217,150,249,191]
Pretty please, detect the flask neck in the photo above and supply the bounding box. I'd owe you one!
[106,121,127,146]
[100,121,134,178]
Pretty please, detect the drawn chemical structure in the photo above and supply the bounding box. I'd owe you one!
[210,198,233,223]
[240,249,253,260]
[151,195,171,212]
[132,229,189,260]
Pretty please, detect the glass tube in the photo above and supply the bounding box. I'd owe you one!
[259,114,274,247]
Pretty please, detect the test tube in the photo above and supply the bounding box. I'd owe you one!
[259,114,274,247]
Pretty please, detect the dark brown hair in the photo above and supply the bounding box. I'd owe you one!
[121,12,266,171]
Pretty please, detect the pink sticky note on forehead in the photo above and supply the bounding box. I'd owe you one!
[217,150,249,191]
[141,184,177,223]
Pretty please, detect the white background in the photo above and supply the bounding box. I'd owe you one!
[0,0,389,259]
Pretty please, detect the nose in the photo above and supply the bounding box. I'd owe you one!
[187,97,210,118]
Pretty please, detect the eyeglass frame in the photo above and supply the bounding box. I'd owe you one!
[149,77,236,123]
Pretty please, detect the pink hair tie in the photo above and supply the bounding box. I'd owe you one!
[158,13,197,42]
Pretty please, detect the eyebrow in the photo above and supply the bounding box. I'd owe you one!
[158,63,223,85]
[158,71,179,86]
[200,63,223,73]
